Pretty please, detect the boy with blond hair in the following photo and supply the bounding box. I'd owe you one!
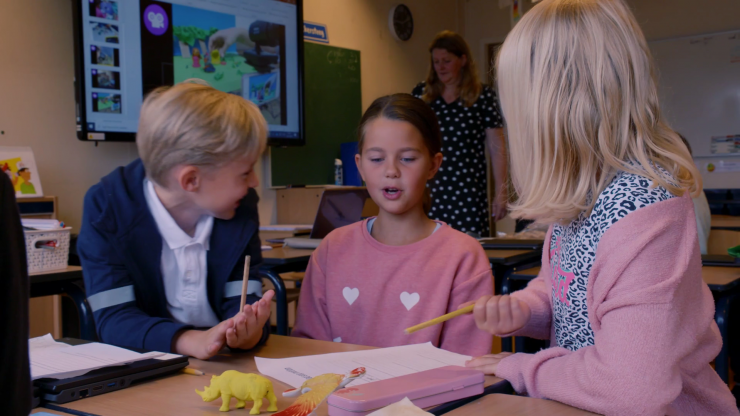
[78,82,273,359]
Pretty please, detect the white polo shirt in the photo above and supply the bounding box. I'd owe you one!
[143,179,220,328]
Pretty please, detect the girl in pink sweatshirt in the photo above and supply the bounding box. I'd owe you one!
[292,94,493,357]
[463,0,738,414]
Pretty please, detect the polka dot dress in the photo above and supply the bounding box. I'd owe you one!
[412,82,504,237]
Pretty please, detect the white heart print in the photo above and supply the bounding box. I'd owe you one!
[343,287,359,305]
[400,292,420,311]
[333,337,342,343]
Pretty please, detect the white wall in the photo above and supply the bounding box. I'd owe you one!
[0,0,462,231]
[463,0,740,195]
[464,0,740,78]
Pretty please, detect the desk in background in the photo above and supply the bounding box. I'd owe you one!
[30,266,96,341]
[712,215,740,231]
[261,246,314,335]
[42,335,510,416]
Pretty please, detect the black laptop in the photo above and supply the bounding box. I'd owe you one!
[34,338,188,404]
[479,238,544,250]
[284,189,369,248]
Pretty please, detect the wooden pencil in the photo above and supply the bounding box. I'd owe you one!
[239,255,251,313]
[404,304,475,334]
[181,368,205,376]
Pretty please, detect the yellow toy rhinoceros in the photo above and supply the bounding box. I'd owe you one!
[195,370,278,414]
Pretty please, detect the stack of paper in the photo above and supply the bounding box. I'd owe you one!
[255,342,471,388]
[30,334,164,380]
[22,219,64,230]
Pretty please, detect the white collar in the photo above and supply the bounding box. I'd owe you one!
[144,179,214,250]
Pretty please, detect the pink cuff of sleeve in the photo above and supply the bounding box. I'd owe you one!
[495,347,571,397]
[495,353,531,394]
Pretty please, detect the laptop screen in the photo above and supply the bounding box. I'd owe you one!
[310,189,369,239]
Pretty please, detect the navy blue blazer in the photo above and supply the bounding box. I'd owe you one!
[77,159,268,352]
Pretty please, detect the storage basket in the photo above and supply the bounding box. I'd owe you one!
[25,227,71,273]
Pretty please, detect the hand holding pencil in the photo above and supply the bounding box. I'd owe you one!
[405,295,531,336]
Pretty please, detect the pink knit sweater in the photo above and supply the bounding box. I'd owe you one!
[292,219,493,357]
[496,194,738,415]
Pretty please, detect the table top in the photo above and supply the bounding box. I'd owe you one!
[261,246,314,266]
[511,266,541,279]
[263,245,541,268]
[511,266,740,292]
[48,335,504,416]
[712,215,740,230]
[703,266,740,292]
[447,394,600,415]
[485,249,540,265]
[31,408,69,415]
[29,266,83,285]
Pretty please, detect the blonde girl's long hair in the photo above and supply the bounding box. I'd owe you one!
[423,31,482,107]
[496,0,701,224]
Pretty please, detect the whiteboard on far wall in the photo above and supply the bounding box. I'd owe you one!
[649,31,740,189]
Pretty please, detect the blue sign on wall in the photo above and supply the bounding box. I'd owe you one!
[304,22,329,43]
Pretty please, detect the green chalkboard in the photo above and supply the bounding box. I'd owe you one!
[271,42,362,186]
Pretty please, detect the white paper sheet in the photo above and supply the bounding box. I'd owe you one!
[255,342,471,388]
[29,334,164,380]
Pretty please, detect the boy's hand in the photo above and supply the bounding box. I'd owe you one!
[464,352,514,375]
[173,320,231,360]
[225,290,275,350]
[472,295,531,335]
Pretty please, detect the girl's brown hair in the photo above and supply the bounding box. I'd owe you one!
[357,94,441,156]
[357,94,442,214]
[422,31,482,108]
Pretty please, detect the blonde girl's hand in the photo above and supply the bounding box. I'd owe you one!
[473,295,531,335]
[464,352,514,375]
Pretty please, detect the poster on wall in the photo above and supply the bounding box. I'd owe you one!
[511,0,522,28]
[0,147,44,198]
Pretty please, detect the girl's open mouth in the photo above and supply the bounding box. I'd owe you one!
[382,187,402,200]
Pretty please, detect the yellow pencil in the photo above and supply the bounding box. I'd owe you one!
[181,368,205,376]
[239,255,251,313]
[404,304,475,334]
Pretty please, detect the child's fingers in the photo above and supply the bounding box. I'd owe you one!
[254,300,272,326]
[473,295,493,328]
[244,305,258,330]
[498,295,512,329]
[261,290,275,304]
[484,296,501,329]
[225,327,238,348]
[464,355,504,375]
[458,300,476,311]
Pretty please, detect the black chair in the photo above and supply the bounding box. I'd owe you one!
[0,172,33,414]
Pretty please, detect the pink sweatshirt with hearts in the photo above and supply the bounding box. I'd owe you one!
[292,219,493,356]
[496,193,738,415]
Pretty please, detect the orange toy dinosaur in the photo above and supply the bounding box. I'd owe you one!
[273,367,366,416]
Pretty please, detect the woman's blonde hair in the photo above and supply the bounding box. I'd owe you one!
[423,31,482,107]
[136,81,267,186]
[496,0,701,224]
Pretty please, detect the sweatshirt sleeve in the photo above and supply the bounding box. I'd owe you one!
[440,251,494,356]
[78,186,190,353]
[499,226,554,340]
[291,243,332,341]
[495,196,723,415]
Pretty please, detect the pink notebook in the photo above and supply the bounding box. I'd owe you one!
[327,366,484,415]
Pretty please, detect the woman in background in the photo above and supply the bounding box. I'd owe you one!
[413,31,508,237]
